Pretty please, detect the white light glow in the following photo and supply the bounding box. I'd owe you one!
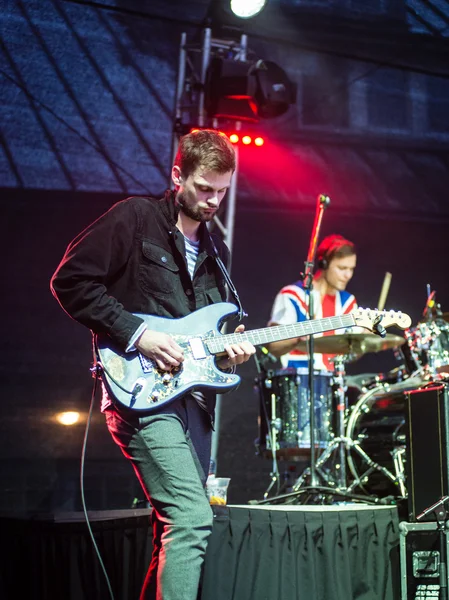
[56,411,80,426]
[230,0,267,19]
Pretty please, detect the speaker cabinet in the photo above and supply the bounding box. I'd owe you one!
[406,384,449,521]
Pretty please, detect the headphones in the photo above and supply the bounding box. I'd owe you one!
[316,235,354,271]
[317,253,329,271]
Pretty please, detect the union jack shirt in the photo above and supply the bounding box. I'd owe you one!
[269,280,357,371]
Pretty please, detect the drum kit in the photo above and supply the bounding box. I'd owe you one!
[256,307,449,505]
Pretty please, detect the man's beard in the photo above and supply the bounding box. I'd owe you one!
[177,194,213,222]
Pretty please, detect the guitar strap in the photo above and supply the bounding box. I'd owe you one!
[211,241,247,322]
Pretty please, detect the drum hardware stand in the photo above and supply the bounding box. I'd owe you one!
[291,433,403,497]
[340,439,405,495]
[262,391,282,499]
[290,354,350,490]
[330,355,349,488]
[291,353,360,492]
[253,350,282,499]
[391,446,407,498]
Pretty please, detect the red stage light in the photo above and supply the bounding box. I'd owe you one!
[229,134,239,144]
[254,137,264,146]
[242,135,252,145]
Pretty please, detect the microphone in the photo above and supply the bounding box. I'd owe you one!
[318,194,331,207]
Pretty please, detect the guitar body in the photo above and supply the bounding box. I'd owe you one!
[95,302,241,412]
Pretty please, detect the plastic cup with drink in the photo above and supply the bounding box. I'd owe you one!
[206,475,231,506]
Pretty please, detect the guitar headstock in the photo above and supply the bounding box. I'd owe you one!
[353,307,412,332]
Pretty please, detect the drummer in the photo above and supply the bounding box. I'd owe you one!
[266,234,358,371]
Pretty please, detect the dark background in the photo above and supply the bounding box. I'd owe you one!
[2,0,449,513]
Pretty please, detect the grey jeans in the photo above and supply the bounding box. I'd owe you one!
[104,396,214,600]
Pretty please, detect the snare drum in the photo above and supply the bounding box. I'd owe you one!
[258,367,333,459]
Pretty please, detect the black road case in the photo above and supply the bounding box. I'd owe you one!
[400,520,449,599]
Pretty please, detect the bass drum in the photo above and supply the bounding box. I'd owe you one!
[345,375,424,499]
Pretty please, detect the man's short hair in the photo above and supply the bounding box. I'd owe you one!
[317,234,356,269]
[174,129,236,177]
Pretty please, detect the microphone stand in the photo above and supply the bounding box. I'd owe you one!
[251,194,331,507]
[301,194,330,487]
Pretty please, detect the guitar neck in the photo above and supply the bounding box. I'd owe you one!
[206,314,356,355]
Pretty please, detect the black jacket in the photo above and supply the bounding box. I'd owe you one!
[51,191,231,350]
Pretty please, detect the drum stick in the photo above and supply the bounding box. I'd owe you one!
[377,272,392,311]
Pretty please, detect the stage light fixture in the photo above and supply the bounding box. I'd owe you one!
[229,133,239,143]
[205,57,296,122]
[254,136,264,146]
[205,57,259,122]
[254,60,297,118]
[242,135,252,145]
[230,0,267,19]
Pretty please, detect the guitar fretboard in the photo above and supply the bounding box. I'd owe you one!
[205,314,356,355]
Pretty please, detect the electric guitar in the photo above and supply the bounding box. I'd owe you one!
[95,302,411,412]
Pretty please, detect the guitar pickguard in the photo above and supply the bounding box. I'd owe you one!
[97,316,241,411]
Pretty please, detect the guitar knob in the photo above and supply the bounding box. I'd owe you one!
[148,391,160,403]
[162,374,172,385]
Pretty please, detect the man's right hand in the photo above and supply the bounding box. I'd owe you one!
[135,330,184,371]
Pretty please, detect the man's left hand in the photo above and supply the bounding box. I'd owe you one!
[216,324,256,370]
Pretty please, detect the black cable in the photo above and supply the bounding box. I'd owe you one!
[80,367,115,600]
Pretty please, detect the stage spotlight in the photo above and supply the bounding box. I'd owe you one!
[205,57,259,122]
[253,60,297,118]
[242,135,252,145]
[229,133,239,143]
[254,136,264,146]
[230,0,267,19]
[205,57,295,121]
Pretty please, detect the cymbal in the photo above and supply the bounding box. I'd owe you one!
[296,332,405,355]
